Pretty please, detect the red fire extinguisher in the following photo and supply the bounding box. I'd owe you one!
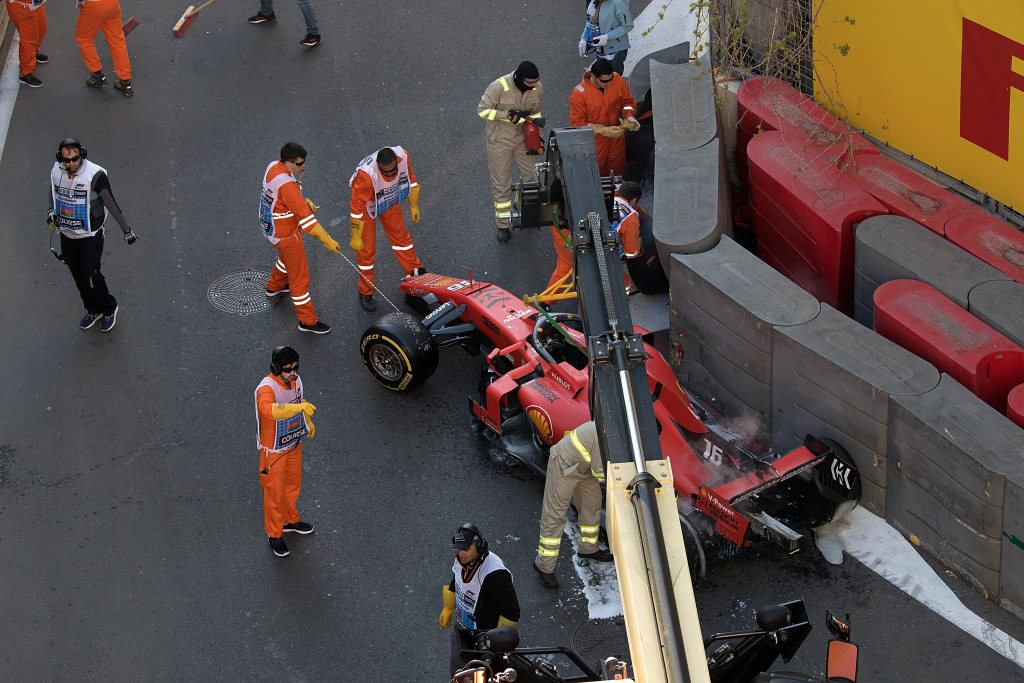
[524,116,545,155]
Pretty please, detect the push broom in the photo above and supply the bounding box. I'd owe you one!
[173,0,220,38]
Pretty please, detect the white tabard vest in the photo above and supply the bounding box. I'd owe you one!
[254,375,308,452]
[612,195,637,258]
[259,162,302,245]
[348,146,411,219]
[451,553,511,629]
[51,160,107,238]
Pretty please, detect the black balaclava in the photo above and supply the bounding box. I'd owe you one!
[512,61,540,92]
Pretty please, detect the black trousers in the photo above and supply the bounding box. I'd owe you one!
[61,231,117,315]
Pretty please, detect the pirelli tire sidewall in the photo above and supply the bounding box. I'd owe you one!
[360,313,439,391]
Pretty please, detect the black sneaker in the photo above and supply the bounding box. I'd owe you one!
[86,71,107,88]
[19,73,43,88]
[265,286,290,297]
[300,33,321,47]
[408,266,426,277]
[80,312,102,329]
[283,521,314,534]
[496,227,511,243]
[298,320,331,334]
[35,53,48,64]
[268,536,289,557]
[358,294,377,312]
[534,563,559,590]
[248,11,276,23]
[100,306,118,332]
[578,548,614,563]
[114,79,133,97]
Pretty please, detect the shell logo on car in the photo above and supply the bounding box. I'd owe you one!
[528,407,552,440]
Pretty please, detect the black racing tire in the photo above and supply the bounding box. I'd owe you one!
[360,312,438,391]
[625,216,669,295]
[811,437,862,525]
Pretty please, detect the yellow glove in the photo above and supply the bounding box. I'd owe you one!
[497,616,518,628]
[408,185,421,223]
[305,413,315,439]
[304,197,319,213]
[591,122,624,139]
[308,223,341,253]
[440,586,457,628]
[349,218,364,251]
[620,117,641,132]
[270,401,316,420]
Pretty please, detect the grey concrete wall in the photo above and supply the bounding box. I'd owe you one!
[771,305,940,513]
[653,140,729,266]
[853,215,1011,327]
[887,375,1024,600]
[968,280,1024,350]
[1001,477,1024,620]
[669,237,819,435]
[650,60,717,152]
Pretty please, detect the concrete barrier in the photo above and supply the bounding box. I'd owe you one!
[887,375,1024,601]
[771,305,940,514]
[1001,477,1024,619]
[652,140,730,266]
[853,214,1011,327]
[968,279,1024,350]
[650,60,717,152]
[669,236,819,435]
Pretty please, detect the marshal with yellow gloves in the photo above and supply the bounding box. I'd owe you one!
[348,146,425,312]
[440,523,520,677]
[261,142,340,335]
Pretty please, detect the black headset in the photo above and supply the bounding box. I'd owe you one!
[270,346,292,376]
[56,138,87,164]
[454,523,488,556]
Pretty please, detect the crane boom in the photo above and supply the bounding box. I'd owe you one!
[514,128,712,683]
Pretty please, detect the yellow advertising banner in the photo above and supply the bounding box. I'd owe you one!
[814,0,1024,212]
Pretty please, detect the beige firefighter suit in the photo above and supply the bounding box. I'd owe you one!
[535,421,606,573]
[477,72,544,229]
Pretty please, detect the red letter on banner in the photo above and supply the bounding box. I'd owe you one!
[961,18,1024,160]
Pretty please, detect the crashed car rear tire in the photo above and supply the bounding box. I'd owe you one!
[360,312,439,391]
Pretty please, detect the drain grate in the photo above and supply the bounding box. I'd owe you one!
[572,616,631,669]
[208,269,273,316]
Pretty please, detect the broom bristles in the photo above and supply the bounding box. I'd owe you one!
[172,6,196,37]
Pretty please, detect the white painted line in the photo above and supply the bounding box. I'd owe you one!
[815,506,1024,669]
[0,32,20,165]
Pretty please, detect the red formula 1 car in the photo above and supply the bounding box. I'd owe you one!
[360,272,861,579]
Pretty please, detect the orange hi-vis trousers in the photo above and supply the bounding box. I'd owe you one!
[260,442,302,538]
[356,205,423,296]
[75,0,131,80]
[266,234,319,326]
[8,1,47,76]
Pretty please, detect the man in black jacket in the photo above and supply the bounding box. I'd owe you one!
[440,523,520,677]
[49,137,137,332]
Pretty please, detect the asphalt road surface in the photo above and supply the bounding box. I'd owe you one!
[2,2,1023,681]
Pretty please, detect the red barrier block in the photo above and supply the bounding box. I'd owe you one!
[736,77,876,186]
[945,211,1024,284]
[1008,384,1024,429]
[874,279,1024,412]
[748,131,887,314]
[849,155,980,236]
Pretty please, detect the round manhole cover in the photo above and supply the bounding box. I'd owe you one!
[572,616,630,669]
[208,269,273,316]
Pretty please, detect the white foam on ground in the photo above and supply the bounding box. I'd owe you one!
[623,0,704,78]
[563,509,623,619]
[0,33,21,164]
[815,506,1024,668]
